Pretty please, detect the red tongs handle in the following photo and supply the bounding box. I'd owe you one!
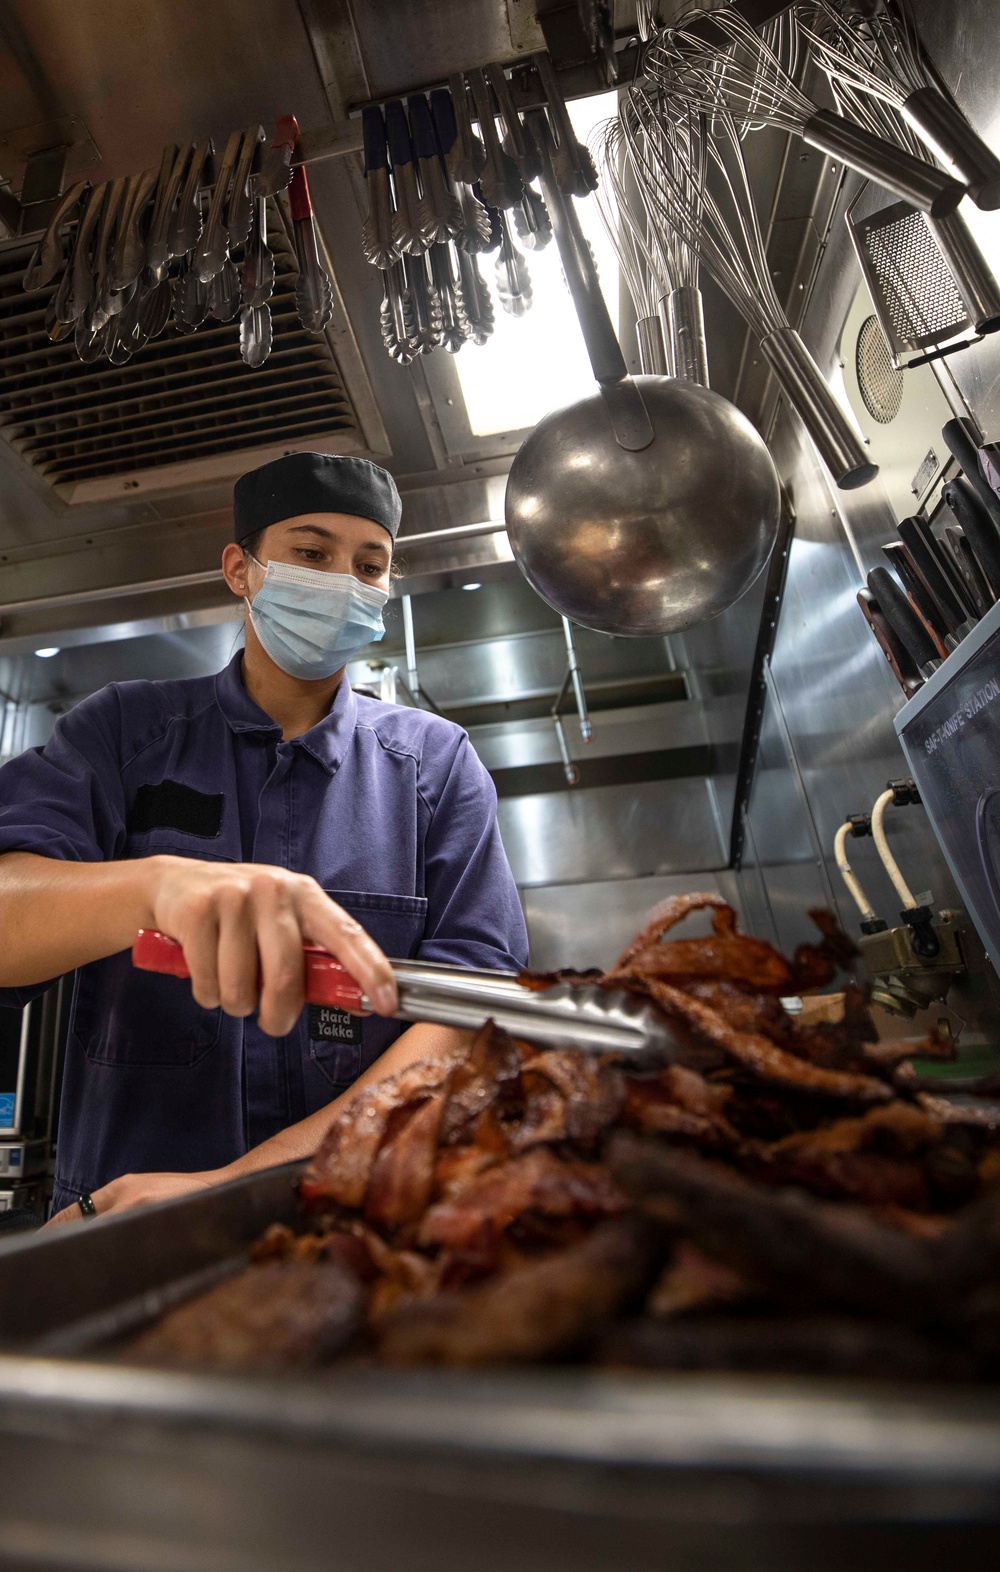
[132,928,365,1011]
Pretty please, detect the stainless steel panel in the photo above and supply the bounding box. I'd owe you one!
[498,775,725,889]
[522,871,730,970]
[344,0,544,99]
[470,699,706,773]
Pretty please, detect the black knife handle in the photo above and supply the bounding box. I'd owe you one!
[882,542,950,648]
[897,516,970,632]
[942,475,1000,597]
[942,418,1000,531]
[868,567,940,676]
[943,524,992,617]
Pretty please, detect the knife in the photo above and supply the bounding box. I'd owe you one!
[941,474,1000,599]
[867,567,941,679]
[897,516,977,641]
[942,418,1000,532]
[881,542,950,653]
[857,588,924,696]
[941,523,992,617]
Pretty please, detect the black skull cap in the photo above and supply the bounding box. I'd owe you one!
[234,452,402,543]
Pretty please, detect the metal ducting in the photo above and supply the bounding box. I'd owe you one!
[0,204,365,501]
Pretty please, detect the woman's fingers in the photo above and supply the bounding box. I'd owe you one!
[180,908,222,1012]
[215,883,260,1018]
[255,895,307,1037]
[300,885,398,1016]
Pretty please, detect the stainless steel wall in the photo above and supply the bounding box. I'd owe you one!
[671,0,1000,1032]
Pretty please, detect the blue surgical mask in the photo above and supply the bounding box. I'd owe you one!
[245,557,389,681]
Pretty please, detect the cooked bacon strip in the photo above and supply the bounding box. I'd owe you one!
[609,1132,940,1318]
[129,1259,363,1370]
[611,892,731,972]
[616,973,892,1102]
[623,1064,737,1148]
[509,1052,625,1152]
[365,1091,449,1232]
[758,1102,941,1160]
[301,1042,468,1209]
[646,1241,755,1318]
[684,981,794,1043]
[417,1148,624,1254]
[378,1215,659,1366]
[439,1022,525,1145]
[617,933,793,994]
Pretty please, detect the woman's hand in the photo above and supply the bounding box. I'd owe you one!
[148,856,398,1036]
[45,1171,216,1228]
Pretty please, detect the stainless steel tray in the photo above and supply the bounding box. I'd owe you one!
[0,1167,997,1571]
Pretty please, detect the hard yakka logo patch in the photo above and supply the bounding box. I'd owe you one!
[309,1005,363,1045]
[127,780,224,839]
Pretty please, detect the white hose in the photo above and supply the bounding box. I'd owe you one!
[833,821,879,921]
[871,788,919,909]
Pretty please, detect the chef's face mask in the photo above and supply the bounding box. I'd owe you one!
[244,555,389,681]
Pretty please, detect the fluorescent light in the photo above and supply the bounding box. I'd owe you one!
[452,90,618,438]
[34,647,60,658]
[462,582,482,592]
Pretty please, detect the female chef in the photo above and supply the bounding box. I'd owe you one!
[0,451,528,1221]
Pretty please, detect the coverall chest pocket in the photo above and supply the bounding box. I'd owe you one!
[308,888,428,1089]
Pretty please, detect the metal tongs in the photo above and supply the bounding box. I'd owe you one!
[132,930,677,1062]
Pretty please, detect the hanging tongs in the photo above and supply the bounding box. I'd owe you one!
[132,929,678,1062]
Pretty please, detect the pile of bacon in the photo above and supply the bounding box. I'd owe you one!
[132,894,1000,1378]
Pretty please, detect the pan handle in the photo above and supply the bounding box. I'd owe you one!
[525,107,654,452]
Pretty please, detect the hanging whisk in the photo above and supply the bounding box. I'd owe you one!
[642,5,964,217]
[796,0,1000,210]
[621,85,876,489]
[591,117,669,374]
[795,3,1000,353]
[592,109,710,384]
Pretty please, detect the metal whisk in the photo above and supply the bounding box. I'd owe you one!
[591,117,669,375]
[621,85,877,489]
[795,3,1000,357]
[592,110,710,385]
[796,0,1000,210]
[643,4,964,217]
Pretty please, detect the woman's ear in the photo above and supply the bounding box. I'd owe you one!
[221,543,251,598]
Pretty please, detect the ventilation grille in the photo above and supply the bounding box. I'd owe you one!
[856,313,904,424]
[0,208,360,492]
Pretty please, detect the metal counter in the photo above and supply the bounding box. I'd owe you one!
[0,1168,996,1569]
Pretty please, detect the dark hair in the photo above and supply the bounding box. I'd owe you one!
[241,525,401,578]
